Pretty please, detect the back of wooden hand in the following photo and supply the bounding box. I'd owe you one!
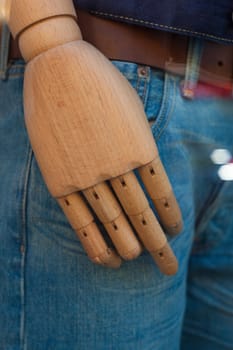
[8,0,183,274]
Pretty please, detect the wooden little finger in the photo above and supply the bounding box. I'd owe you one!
[138,157,183,235]
[110,172,178,275]
[58,193,121,268]
[131,207,178,275]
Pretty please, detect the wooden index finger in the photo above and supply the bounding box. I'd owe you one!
[138,157,183,235]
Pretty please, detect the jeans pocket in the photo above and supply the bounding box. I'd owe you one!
[112,60,176,141]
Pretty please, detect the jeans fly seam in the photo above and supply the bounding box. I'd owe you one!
[20,146,33,350]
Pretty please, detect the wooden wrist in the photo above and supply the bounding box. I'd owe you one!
[8,0,82,61]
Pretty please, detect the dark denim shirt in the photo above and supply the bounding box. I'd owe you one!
[75,0,233,44]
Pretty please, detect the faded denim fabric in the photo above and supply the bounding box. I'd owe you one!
[0,42,233,349]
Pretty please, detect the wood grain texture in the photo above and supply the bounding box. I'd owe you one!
[19,17,82,61]
[7,0,159,201]
[9,0,76,38]
[58,193,121,268]
[0,0,11,23]
[83,181,143,260]
[138,158,183,235]
[24,40,157,197]
[7,0,181,273]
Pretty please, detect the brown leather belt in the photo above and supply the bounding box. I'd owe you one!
[7,9,233,87]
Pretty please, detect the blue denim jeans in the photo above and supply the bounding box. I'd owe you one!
[0,31,233,349]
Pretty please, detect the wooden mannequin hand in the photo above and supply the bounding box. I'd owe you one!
[8,0,183,275]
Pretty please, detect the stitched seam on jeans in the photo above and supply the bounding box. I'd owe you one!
[153,74,169,138]
[141,77,147,104]
[136,71,149,106]
[158,77,176,139]
[151,74,176,140]
[91,11,233,43]
[150,74,168,139]
[142,74,149,105]
[192,181,226,253]
[20,147,33,350]
[135,72,140,97]
[135,70,147,106]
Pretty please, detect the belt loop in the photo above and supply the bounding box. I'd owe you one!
[182,37,204,99]
[0,23,10,80]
